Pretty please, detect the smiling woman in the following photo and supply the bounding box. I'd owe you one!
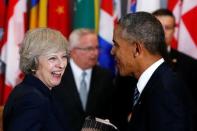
[19,28,69,90]
[3,28,70,131]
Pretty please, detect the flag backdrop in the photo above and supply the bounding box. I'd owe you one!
[98,0,121,74]
[38,0,47,27]
[0,0,6,104]
[94,0,100,33]
[29,0,39,29]
[168,0,182,49]
[128,0,160,14]
[1,0,197,105]
[168,0,197,59]
[48,0,71,38]
[136,0,160,12]
[127,0,137,13]
[0,0,6,28]
[0,0,27,104]
[177,0,197,59]
[73,0,95,29]
[0,0,6,47]
[29,0,47,30]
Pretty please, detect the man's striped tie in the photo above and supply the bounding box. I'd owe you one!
[133,86,140,107]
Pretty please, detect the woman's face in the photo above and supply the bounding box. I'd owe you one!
[35,51,68,90]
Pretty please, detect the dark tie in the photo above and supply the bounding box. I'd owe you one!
[133,86,140,107]
[79,71,87,110]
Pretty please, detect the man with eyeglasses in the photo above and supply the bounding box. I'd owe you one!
[52,28,115,131]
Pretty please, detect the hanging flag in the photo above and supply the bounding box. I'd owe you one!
[48,0,71,38]
[29,0,47,29]
[168,0,197,59]
[0,0,27,104]
[73,0,95,29]
[38,0,47,27]
[94,0,100,33]
[136,0,160,13]
[29,0,39,29]
[113,0,121,23]
[98,0,114,72]
[0,0,6,46]
[98,0,121,74]
[0,0,6,105]
[177,0,197,59]
[127,0,137,13]
[168,0,180,11]
[168,0,182,49]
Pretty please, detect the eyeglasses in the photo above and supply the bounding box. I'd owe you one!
[74,46,99,52]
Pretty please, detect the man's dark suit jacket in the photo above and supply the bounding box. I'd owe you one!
[3,75,69,131]
[112,75,137,131]
[168,48,197,130]
[168,48,197,99]
[52,64,115,131]
[128,62,193,131]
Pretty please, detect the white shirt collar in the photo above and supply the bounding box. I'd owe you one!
[137,58,164,94]
[167,45,171,53]
[70,59,92,91]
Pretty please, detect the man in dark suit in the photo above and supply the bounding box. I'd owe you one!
[111,12,193,131]
[153,9,197,130]
[52,29,115,131]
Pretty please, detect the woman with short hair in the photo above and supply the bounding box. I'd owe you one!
[3,28,70,131]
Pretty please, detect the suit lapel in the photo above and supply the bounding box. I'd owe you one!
[86,66,99,111]
[131,63,167,120]
[64,64,84,112]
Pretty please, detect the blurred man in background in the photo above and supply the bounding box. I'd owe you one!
[153,9,197,130]
[52,28,115,131]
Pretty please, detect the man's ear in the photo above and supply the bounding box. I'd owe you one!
[133,42,142,58]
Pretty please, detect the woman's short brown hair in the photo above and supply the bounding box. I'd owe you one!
[19,28,68,74]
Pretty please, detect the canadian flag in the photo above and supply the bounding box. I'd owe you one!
[168,0,197,59]
[0,0,27,104]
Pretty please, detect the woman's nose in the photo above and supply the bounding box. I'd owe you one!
[57,59,67,69]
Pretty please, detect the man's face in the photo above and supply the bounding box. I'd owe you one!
[156,16,175,46]
[111,28,136,76]
[71,34,99,70]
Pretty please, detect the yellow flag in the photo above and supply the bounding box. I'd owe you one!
[38,0,48,27]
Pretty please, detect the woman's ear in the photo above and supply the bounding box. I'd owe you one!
[31,57,38,74]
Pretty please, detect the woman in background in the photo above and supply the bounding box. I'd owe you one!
[3,28,70,131]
